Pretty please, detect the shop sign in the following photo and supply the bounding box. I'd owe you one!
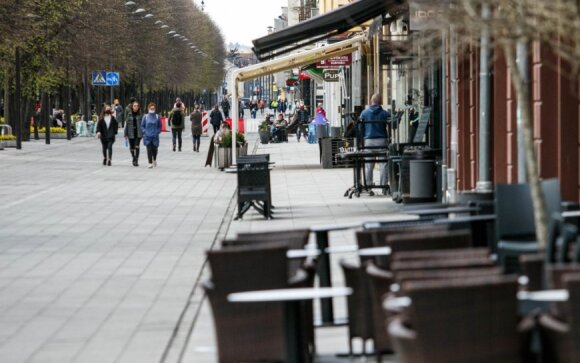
[323,69,340,82]
[317,54,352,69]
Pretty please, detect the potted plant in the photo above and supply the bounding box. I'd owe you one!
[32,127,69,139]
[236,132,248,156]
[258,120,270,144]
[217,132,232,170]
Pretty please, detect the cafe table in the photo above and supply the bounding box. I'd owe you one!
[228,287,353,363]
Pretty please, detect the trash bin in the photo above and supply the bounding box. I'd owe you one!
[400,149,439,204]
[410,160,436,200]
[236,155,272,219]
[330,126,341,137]
[315,124,329,139]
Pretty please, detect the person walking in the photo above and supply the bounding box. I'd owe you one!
[316,103,327,118]
[249,99,258,119]
[293,103,309,142]
[277,97,288,115]
[209,105,224,134]
[96,105,119,166]
[113,99,124,128]
[220,97,230,118]
[124,97,136,122]
[124,101,143,166]
[169,102,185,152]
[238,98,245,119]
[408,107,420,143]
[258,98,265,115]
[360,93,391,195]
[191,106,203,152]
[141,102,162,169]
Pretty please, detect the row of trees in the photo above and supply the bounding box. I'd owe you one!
[1,0,225,139]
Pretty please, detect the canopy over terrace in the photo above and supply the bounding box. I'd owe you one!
[230,34,368,164]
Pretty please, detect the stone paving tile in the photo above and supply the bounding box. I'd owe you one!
[0,124,236,363]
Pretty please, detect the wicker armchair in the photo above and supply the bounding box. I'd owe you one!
[390,256,495,273]
[386,229,472,254]
[224,229,311,277]
[394,266,502,284]
[204,243,312,363]
[365,263,395,361]
[546,264,580,319]
[388,276,524,363]
[539,273,580,363]
[340,259,373,356]
[392,247,490,262]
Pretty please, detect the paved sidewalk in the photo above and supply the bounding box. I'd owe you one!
[184,132,405,362]
[0,124,237,363]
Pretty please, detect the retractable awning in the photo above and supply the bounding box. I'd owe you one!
[252,0,402,61]
[230,34,367,164]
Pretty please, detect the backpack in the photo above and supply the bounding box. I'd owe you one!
[172,110,183,127]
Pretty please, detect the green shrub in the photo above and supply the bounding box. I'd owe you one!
[220,132,232,148]
[236,132,245,144]
[30,127,67,134]
[258,120,269,132]
[0,135,16,141]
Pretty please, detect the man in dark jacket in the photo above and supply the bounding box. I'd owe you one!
[293,103,309,142]
[209,105,224,134]
[360,93,390,193]
[221,97,230,118]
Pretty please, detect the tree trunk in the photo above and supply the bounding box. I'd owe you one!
[504,42,549,248]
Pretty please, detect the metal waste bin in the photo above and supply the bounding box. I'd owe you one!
[315,124,329,139]
[410,160,436,200]
[399,149,439,204]
[330,126,341,137]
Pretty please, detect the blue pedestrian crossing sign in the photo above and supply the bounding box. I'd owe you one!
[92,71,120,86]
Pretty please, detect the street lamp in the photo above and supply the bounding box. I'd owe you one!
[144,13,154,18]
[134,8,145,13]
[161,25,169,28]
[167,30,176,34]
[154,20,163,24]
[125,1,137,5]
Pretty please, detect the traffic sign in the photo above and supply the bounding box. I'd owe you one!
[92,71,120,86]
[106,72,120,86]
[92,71,107,86]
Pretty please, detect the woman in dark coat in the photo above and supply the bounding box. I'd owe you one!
[96,105,119,166]
[124,101,143,166]
[190,106,203,152]
[209,105,224,134]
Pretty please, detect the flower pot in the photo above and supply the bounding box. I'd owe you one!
[217,147,232,170]
[237,143,248,157]
[259,130,270,144]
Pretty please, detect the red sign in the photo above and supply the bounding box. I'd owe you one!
[317,54,352,68]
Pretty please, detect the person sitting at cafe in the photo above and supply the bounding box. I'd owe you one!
[271,113,287,142]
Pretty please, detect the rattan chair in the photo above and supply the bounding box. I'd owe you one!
[204,243,312,363]
[394,266,502,284]
[388,276,524,363]
[539,273,580,363]
[392,247,490,262]
[546,264,580,319]
[340,259,373,356]
[365,263,395,362]
[386,229,473,254]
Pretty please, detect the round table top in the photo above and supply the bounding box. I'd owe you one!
[358,246,392,256]
[517,289,569,302]
[228,287,353,303]
[383,296,412,311]
[286,249,321,259]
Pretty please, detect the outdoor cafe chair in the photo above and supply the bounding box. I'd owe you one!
[340,259,374,356]
[204,243,313,363]
[388,276,529,363]
[393,266,503,285]
[390,256,496,273]
[546,264,580,319]
[365,263,395,361]
[538,273,580,363]
[391,247,490,262]
[385,229,473,254]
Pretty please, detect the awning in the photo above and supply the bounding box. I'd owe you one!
[252,0,402,61]
[230,35,367,164]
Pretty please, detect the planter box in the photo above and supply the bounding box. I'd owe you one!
[38,133,68,139]
[217,147,232,170]
[259,130,270,144]
[0,141,4,150]
[237,143,248,157]
[3,140,16,148]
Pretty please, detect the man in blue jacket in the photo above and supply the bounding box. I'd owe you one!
[360,93,390,194]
